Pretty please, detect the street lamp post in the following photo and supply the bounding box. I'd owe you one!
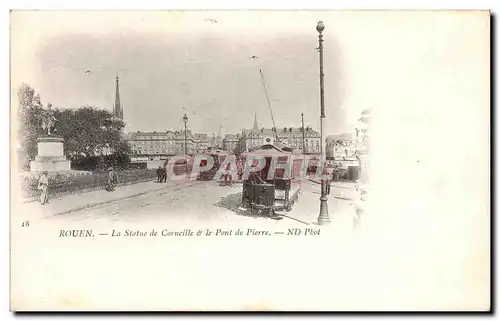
[301,112,306,155]
[316,20,330,225]
[183,114,188,155]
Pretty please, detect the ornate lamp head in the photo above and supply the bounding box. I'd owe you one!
[316,21,325,34]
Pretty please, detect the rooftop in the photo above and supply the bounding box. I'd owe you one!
[224,134,238,140]
[243,126,318,137]
[129,130,204,140]
[193,133,208,141]
[326,133,356,141]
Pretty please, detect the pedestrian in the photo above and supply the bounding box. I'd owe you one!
[156,166,162,183]
[161,164,167,183]
[331,167,337,182]
[326,174,332,195]
[321,168,331,195]
[237,157,243,182]
[37,171,49,205]
[225,163,234,186]
[107,167,116,192]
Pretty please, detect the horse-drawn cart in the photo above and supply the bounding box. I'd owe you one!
[241,144,302,216]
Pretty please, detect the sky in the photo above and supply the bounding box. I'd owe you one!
[11,10,489,139]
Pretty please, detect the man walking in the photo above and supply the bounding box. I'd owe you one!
[37,171,49,205]
[332,165,339,182]
[323,169,331,195]
[224,162,234,186]
[156,165,162,183]
[236,157,243,182]
[161,164,167,183]
[107,167,116,192]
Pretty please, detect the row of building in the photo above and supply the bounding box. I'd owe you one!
[114,75,360,159]
[127,117,359,159]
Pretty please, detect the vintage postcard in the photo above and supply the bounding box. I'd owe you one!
[10,10,490,311]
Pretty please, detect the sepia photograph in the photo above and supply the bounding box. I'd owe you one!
[9,10,490,311]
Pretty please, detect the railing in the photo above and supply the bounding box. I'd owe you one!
[21,169,158,202]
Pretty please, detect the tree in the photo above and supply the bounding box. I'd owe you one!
[16,83,131,171]
[358,108,372,124]
[17,83,45,163]
[356,108,371,153]
[53,106,131,161]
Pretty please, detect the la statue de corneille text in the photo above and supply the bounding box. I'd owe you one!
[58,228,321,238]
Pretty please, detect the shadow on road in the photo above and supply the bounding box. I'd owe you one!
[334,196,355,201]
[330,183,356,190]
[213,192,243,213]
[213,192,283,221]
[275,214,310,225]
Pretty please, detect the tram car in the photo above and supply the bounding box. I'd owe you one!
[241,144,302,216]
[197,151,227,181]
[172,156,194,176]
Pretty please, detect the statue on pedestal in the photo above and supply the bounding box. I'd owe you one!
[29,103,73,172]
[41,103,57,136]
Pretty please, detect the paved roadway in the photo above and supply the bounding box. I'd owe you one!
[50,180,242,224]
[27,179,359,230]
[11,179,489,311]
[11,178,369,312]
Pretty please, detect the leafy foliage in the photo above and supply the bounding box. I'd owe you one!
[358,108,372,129]
[17,83,45,163]
[17,84,131,171]
[53,106,130,159]
[357,108,371,152]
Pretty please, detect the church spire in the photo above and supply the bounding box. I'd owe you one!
[253,110,258,131]
[114,74,123,120]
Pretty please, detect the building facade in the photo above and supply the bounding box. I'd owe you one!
[239,128,275,152]
[128,130,198,156]
[278,126,320,154]
[211,134,223,150]
[238,126,320,154]
[325,133,358,159]
[236,112,322,153]
[193,133,209,153]
[127,112,322,157]
[222,134,239,152]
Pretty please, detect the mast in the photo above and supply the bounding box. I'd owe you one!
[259,69,279,142]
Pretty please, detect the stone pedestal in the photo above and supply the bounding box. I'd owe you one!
[30,136,71,172]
